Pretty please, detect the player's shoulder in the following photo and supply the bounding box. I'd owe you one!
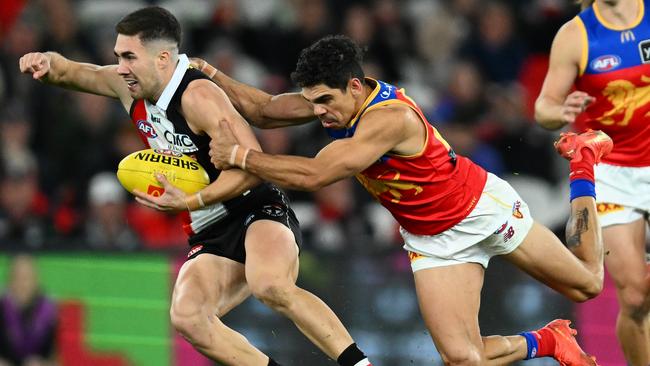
[556,16,584,41]
[365,101,414,120]
[182,78,225,104]
[359,102,417,135]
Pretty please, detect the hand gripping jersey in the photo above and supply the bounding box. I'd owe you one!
[575,0,650,166]
[326,79,487,235]
[128,55,273,235]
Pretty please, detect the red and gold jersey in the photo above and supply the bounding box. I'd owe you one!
[326,79,487,235]
[574,0,650,166]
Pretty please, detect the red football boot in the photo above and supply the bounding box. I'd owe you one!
[554,130,613,163]
[540,319,599,366]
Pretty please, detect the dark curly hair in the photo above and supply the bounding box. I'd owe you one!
[291,35,365,91]
[115,6,181,47]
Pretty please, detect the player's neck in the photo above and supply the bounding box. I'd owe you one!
[150,58,180,103]
[596,0,640,27]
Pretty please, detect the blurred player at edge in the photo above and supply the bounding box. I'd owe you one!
[536,0,650,364]
[18,7,373,366]
[196,35,610,365]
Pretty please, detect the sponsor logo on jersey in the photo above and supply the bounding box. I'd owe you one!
[147,185,165,196]
[590,55,621,72]
[137,120,158,138]
[494,221,508,234]
[503,226,516,242]
[512,201,524,219]
[408,251,424,262]
[187,244,203,258]
[596,202,625,215]
[621,30,635,43]
[380,83,393,99]
[639,40,650,63]
[261,204,285,217]
[163,131,195,148]
[151,115,161,124]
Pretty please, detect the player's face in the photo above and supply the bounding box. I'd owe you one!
[302,80,362,129]
[114,34,162,100]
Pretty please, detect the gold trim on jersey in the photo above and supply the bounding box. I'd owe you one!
[347,78,381,129]
[575,16,589,76]
[593,0,644,31]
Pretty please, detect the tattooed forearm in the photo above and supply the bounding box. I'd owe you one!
[566,208,589,248]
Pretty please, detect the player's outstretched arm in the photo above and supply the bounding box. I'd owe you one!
[209,106,409,191]
[191,57,315,129]
[19,52,131,108]
[535,19,594,130]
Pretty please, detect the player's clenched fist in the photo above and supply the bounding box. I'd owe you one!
[19,52,51,80]
[561,90,595,124]
[209,120,239,170]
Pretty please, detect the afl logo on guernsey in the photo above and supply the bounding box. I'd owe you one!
[590,55,621,72]
[137,120,158,138]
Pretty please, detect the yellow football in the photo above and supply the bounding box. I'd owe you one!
[116,149,209,196]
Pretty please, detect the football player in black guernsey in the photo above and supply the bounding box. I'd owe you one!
[19,6,372,366]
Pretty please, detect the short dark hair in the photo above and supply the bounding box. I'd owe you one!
[115,6,181,47]
[291,35,365,91]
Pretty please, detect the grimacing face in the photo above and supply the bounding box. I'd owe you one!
[114,34,163,100]
[302,79,363,129]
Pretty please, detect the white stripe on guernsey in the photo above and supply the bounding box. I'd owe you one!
[353,359,371,366]
[189,203,229,233]
[156,54,190,111]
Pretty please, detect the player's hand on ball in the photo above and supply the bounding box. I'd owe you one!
[133,173,187,212]
[19,52,51,80]
[209,120,238,170]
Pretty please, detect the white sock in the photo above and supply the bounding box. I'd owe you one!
[353,358,371,366]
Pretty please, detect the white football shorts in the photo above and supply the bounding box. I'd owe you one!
[402,173,534,272]
[594,163,650,227]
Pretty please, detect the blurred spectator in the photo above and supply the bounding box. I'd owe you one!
[459,1,526,84]
[0,255,57,366]
[0,109,49,249]
[83,172,140,251]
[428,60,488,125]
[485,84,558,181]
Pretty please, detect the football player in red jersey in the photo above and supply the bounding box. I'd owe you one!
[18,7,373,366]
[201,35,611,365]
[536,0,650,364]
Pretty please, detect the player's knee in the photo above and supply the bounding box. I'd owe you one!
[619,285,650,321]
[170,295,208,343]
[250,280,296,312]
[439,345,482,366]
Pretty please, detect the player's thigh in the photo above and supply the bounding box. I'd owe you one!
[244,219,300,285]
[603,219,647,292]
[413,262,485,355]
[503,221,594,291]
[172,253,249,317]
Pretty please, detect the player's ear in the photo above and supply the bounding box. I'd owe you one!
[158,50,171,64]
[349,78,363,97]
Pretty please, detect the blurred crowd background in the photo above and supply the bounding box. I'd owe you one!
[0,0,608,365]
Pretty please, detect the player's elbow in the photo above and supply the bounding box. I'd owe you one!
[534,97,564,130]
[569,276,604,302]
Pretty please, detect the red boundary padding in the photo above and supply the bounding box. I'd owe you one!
[56,301,131,366]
